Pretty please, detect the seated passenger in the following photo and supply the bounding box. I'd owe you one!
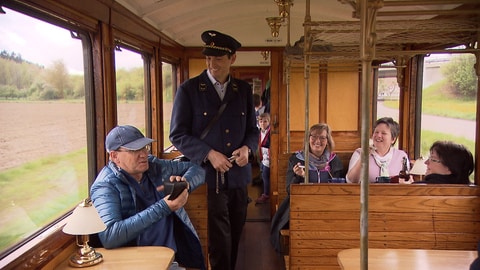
[90,125,206,270]
[346,117,409,183]
[409,140,473,184]
[270,123,344,253]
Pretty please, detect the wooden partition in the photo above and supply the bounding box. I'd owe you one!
[273,153,293,210]
[183,184,208,269]
[288,184,480,270]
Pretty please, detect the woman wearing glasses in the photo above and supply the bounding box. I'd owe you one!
[346,117,409,183]
[270,123,343,253]
[414,140,473,184]
[287,123,344,184]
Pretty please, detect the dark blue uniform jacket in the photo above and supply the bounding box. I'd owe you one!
[170,70,259,190]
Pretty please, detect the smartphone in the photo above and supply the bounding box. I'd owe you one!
[163,181,188,200]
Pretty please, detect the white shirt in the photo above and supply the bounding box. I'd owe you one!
[207,70,229,100]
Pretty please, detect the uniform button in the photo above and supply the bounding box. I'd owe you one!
[203,112,207,116]
[225,129,230,133]
[241,112,245,115]
[226,143,231,147]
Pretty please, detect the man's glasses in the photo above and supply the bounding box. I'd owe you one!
[310,135,327,141]
[117,145,151,154]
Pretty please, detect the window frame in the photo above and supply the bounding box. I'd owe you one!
[113,42,152,137]
[0,3,96,266]
[160,60,178,152]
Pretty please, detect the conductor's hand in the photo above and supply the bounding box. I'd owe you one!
[164,188,188,211]
[231,145,250,167]
[207,149,233,173]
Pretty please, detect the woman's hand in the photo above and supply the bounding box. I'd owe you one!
[399,175,414,184]
[293,163,305,177]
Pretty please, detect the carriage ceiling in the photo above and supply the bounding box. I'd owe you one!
[115,0,480,61]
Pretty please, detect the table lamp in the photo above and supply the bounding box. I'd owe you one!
[409,157,427,180]
[62,198,106,268]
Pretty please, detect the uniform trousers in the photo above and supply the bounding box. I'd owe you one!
[207,184,248,270]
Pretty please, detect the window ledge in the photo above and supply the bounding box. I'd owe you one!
[0,218,73,269]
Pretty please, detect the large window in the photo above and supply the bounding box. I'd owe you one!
[115,46,146,132]
[376,64,400,121]
[419,53,476,172]
[162,62,175,150]
[374,53,477,181]
[0,8,89,257]
[375,64,401,152]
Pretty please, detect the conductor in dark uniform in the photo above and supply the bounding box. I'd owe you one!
[169,30,259,270]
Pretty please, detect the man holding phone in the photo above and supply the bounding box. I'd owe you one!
[91,125,206,270]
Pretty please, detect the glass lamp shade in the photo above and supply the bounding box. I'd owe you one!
[63,199,106,235]
[410,157,427,176]
[63,198,106,268]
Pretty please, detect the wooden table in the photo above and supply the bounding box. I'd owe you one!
[55,246,175,270]
[337,248,477,270]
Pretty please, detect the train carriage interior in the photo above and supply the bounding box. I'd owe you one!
[1,0,480,269]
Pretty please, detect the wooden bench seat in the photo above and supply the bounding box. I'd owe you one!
[272,151,352,266]
[287,184,480,270]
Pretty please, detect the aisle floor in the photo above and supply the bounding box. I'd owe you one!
[234,181,285,270]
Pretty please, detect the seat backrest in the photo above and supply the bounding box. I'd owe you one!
[288,184,480,269]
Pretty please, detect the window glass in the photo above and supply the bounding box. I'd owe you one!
[376,63,400,122]
[420,53,476,172]
[115,47,145,132]
[162,62,174,150]
[375,63,401,151]
[0,8,88,255]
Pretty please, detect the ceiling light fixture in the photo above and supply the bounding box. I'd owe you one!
[274,0,294,18]
[266,17,283,38]
[261,51,270,61]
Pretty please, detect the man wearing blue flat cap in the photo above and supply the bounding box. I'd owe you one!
[91,125,206,270]
[170,30,259,270]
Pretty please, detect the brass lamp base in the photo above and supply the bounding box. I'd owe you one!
[68,244,103,268]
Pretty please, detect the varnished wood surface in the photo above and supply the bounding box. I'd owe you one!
[184,184,208,268]
[54,246,174,270]
[287,184,480,269]
[337,248,476,270]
